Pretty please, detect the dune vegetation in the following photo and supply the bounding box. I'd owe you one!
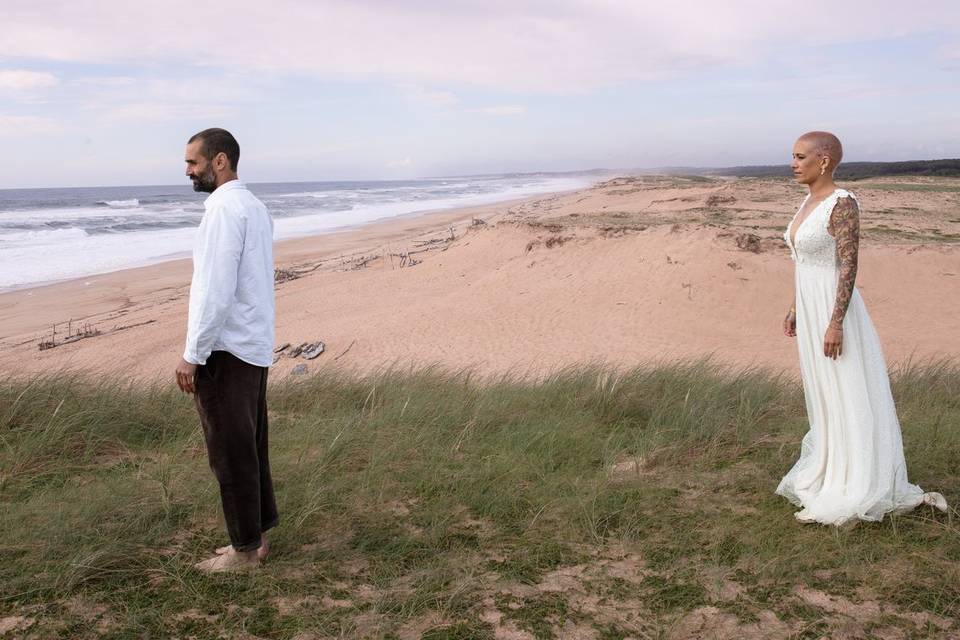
[2,362,958,638]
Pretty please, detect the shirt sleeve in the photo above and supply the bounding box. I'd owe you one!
[182,203,246,365]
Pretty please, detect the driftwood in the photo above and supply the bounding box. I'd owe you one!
[395,253,421,268]
[274,340,325,362]
[38,319,154,351]
[275,260,330,284]
[410,223,464,249]
[334,339,356,361]
[288,343,306,357]
[302,342,325,359]
[412,225,457,249]
[274,268,300,284]
[38,321,100,350]
[412,237,448,248]
[388,250,423,268]
[348,256,376,270]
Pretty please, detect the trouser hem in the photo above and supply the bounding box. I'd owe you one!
[231,518,279,552]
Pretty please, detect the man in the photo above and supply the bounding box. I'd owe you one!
[175,128,278,572]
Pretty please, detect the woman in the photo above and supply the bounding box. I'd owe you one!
[776,131,946,526]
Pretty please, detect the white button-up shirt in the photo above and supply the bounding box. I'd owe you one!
[183,180,275,367]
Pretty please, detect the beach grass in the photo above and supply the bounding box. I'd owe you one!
[856,183,960,193]
[1,362,958,638]
[864,225,960,244]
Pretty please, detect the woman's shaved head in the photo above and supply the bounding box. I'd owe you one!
[797,131,843,168]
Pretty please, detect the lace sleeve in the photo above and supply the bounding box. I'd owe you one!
[827,196,860,328]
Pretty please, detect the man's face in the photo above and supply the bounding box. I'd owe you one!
[185,140,217,193]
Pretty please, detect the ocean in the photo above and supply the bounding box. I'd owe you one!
[0,174,593,291]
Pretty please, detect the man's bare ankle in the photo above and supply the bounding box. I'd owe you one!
[217,535,269,559]
[233,548,258,560]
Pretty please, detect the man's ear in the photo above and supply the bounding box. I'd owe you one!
[214,152,228,171]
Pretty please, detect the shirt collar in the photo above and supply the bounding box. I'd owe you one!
[204,179,246,206]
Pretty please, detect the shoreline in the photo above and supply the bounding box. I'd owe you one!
[2,191,580,296]
[2,175,958,381]
[2,176,597,295]
[0,190,574,347]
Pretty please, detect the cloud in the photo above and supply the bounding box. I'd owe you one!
[398,86,525,116]
[74,76,137,87]
[72,75,254,122]
[940,41,960,68]
[468,105,527,116]
[386,157,412,168]
[0,114,60,135]
[96,103,235,121]
[399,84,459,108]
[0,69,59,91]
[2,1,957,94]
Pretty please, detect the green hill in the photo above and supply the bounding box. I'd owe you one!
[701,159,960,180]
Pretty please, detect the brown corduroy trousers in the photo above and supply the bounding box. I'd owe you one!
[194,350,278,551]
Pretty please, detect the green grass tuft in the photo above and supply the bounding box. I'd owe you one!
[1,362,958,637]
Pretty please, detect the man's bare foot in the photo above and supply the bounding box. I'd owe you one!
[215,536,269,560]
[194,548,259,573]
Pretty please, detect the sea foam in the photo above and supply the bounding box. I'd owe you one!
[96,198,140,208]
[0,175,594,290]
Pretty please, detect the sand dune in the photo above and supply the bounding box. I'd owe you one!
[1,176,958,381]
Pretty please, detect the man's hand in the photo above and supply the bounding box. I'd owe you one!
[823,323,843,360]
[176,358,198,394]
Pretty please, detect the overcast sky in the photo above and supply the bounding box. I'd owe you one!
[1,1,959,188]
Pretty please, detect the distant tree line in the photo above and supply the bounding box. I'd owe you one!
[702,159,960,180]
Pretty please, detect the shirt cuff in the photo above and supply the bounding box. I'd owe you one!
[182,348,206,366]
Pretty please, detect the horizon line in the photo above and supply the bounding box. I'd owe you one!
[2,158,959,192]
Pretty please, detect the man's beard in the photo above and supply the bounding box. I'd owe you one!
[190,168,217,193]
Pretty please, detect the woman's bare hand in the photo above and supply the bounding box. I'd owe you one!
[823,323,843,359]
[783,309,796,337]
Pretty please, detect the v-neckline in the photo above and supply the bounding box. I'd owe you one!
[789,189,838,249]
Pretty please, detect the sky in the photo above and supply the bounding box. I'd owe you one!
[1,1,959,188]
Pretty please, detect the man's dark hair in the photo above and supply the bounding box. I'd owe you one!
[188,128,240,171]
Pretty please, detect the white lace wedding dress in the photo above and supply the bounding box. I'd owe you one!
[776,188,945,525]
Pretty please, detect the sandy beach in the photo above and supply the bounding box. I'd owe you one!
[2,175,958,382]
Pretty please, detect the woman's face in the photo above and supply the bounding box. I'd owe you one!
[791,139,824,185]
